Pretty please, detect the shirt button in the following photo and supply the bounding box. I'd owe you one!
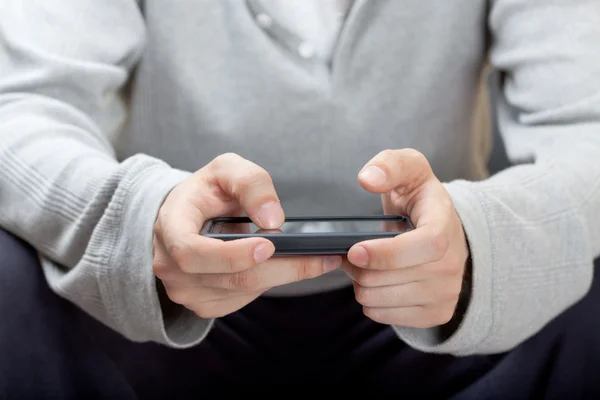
[298,42,315,59]
[256,13,273,28]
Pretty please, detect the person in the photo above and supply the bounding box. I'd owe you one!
[1,0,599,397]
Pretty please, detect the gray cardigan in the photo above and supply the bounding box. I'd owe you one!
[1,0,599,356]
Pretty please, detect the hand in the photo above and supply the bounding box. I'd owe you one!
[343,149,471,329]
[152,153,341,319]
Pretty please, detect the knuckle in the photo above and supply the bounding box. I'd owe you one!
[229,271,259,292]
[213,152,241,167]
[221,251,246,273]
[355,269,379,287]
[237,168,271,190]
[168,240,194,272]
[152,261,174,281]
[435,287,458,303]
[167,288,191,306]
[433,260,460,277]
[446,260,465,279]
[354,286,374,306]
[379,148,397,160]
[206,274,229,290]
[430,229,450,260]
[443,282,463,302]
[405,148,427,164]
[153,220,163,238]
[154,207,172,239]
[447,257,464,275]
[362,307,384,323]
[429,307,454,327]
[296,257,324,281]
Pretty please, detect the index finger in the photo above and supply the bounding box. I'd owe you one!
[202,153,285,230]
[158,153,284,274]
[157,198,276,274]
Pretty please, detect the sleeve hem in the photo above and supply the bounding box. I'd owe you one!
[393,180,496,356]
[101,158,214,348]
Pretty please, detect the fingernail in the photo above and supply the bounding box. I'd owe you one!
[253,243,273,263]
[323,256,342,273]
[352,246,369,267]
[256,201,284,229]
[360,165,387,186]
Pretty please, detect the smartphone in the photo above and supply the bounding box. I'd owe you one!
[200,215,413,255]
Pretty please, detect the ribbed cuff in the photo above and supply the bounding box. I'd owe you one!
[101,157,214,348]
[393,180,495,356]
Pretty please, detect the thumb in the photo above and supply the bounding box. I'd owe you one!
[358,148,435,195]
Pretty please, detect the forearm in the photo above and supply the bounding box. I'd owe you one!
[0,0,213,347]
[395,0,600,355]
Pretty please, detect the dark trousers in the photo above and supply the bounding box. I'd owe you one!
[2,228,600,399]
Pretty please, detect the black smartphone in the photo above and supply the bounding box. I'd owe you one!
[200,215,413,255]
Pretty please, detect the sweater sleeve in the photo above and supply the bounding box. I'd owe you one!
[0,0,213,347]
[394,0,600,355]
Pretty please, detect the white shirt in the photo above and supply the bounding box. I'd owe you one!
[259,0,354,61]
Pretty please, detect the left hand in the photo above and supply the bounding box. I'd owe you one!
[343,149,471,329]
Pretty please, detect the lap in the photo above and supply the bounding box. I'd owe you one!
[0,230,135,399]
[1,228,599,399]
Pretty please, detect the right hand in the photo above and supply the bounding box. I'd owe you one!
[152,153,341,319]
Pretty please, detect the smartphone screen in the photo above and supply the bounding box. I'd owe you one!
[208,216,412,235]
